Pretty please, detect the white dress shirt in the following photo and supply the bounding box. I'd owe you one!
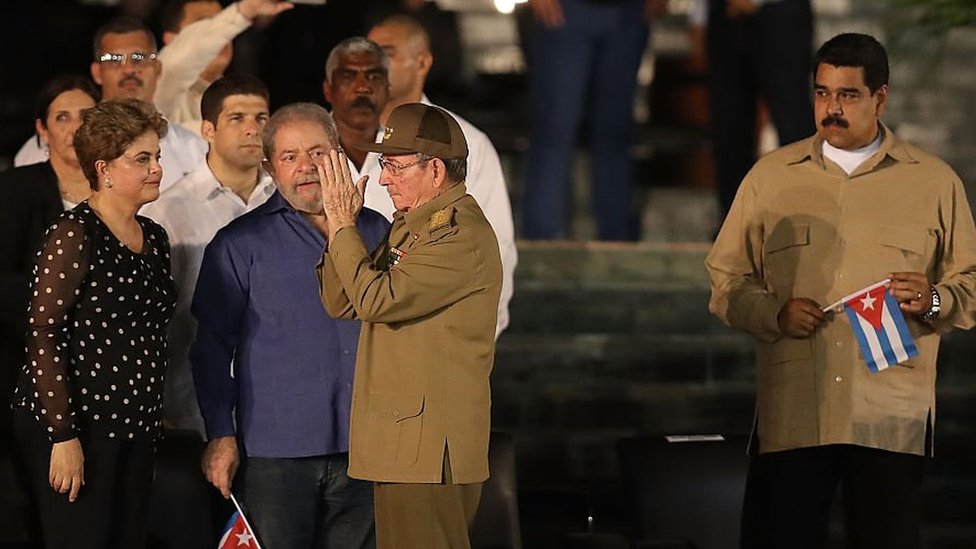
[154,2,252,136]
[359,98,518,337]
[15,123,207,194]
[141,160,276,433]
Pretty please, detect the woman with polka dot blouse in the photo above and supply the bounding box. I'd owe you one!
[12,99,176,549]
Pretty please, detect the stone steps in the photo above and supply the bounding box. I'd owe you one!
[502,241,976,546]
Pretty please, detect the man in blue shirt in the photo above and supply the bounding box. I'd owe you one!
[191,102,389,549]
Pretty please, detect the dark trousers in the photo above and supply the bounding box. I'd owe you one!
[237,453,375,549]
[740,444,925,549]
[522,0,649,241]
[14,410,155,549]
[707,0,815,219]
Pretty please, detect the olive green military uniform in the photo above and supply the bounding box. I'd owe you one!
[318,181,502,548]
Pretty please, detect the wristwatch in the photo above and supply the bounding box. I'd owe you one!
[921,285,941,323]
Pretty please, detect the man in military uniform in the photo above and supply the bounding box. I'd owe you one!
[315,103,502,549]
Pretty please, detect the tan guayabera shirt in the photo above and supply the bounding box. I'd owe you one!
[318,183,502,483]
[707,124,976,456]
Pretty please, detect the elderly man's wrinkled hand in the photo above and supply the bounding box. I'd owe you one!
[318,149,366,239]
[201,436,239,499]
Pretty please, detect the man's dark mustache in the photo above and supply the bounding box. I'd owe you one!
[821,116,848,128]
[350,96,377,111]
[119,75,144,87]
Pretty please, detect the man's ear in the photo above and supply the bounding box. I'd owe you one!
[416,51,433,80]
[430,157,447,189]
[91,62,103,86]
[873,84,888,117]
[322,79,333,107]
[201,120,217,143]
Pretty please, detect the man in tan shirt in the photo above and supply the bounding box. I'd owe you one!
[707,33,976,548]
[316,103,502,549]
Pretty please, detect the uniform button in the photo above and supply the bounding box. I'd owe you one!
[835,376,843,382]
[343,349,350,355]
[835,341,842,347]
[838,274,845,280]
[393,410,400,417]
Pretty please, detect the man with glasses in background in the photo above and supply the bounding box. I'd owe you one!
[14,16,206,193]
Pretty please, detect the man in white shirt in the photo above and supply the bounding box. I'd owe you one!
[368,16,517,337]
[322,36,389,227]
[142,75,276,434]
[15,16,206,193]
[155,0,294,136]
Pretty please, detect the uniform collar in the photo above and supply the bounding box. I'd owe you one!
[398,182,468,236]
[787,122,918,169]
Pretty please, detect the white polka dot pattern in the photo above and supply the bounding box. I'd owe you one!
[13,203,177,442]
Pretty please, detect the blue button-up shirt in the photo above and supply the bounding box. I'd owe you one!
[190,191,390,458]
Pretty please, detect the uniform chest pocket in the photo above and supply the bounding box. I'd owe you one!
[765,224,810,255]
[875,224,933,271]
[763,224,810,287]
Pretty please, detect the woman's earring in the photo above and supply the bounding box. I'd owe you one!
[103,177,112,189]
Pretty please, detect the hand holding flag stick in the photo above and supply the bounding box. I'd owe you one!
[888,271,934,314]
[218,494,262,549]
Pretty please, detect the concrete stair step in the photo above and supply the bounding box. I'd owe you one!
[514,241,711,288]
[495,333,754,384]
[508,287,723,335]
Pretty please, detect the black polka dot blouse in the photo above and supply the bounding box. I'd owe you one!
[13,202,176,443]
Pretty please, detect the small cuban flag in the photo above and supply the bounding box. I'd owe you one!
[219,495,262,549]
[832,278,919,372]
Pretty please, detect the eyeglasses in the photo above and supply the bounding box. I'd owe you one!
[377,156,428,176]
[97,51,157,67]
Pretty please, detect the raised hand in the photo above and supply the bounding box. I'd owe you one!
[238,0,295,21]
[317,149,367,240]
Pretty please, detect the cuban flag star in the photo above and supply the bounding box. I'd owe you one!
[841,279,919,372]
[218,496,262,549]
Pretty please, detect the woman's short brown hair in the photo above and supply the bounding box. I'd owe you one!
[73,98,168,190]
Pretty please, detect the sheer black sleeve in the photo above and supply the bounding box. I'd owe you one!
[24,213,90,442]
